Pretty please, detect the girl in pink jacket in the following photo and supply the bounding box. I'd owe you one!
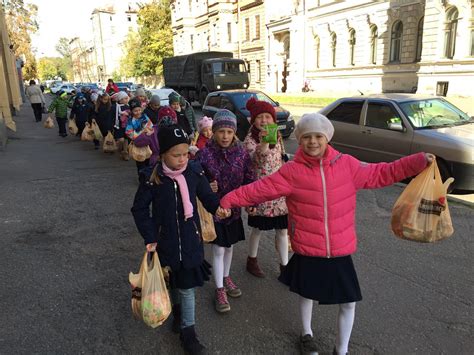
[220,113,434,355]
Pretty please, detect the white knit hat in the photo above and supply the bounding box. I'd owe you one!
[112,91,128,102]
[294,113,334,142]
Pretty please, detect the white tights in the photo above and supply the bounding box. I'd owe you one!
[212,245,233,288]
[299,296,356,354]
[248,227,288,265]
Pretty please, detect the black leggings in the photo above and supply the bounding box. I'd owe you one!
[31,103,43,122]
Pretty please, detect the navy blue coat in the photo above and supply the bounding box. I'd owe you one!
[131,161,220,270]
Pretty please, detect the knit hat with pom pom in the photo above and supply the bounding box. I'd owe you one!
[157,105,177,123]
[245,96,276,124]
[197,116,213,132]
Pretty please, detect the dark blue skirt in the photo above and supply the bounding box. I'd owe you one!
[212,218,245,248]
[168,260,212,290]
[279,254,362,304]
[248,214,288,230]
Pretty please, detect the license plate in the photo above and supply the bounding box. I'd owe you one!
[277,125,286,130]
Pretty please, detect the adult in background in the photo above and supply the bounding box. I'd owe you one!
[105,79,119,95]
[25,80,46,122]
[144,95,161,124]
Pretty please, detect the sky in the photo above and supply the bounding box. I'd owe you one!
[29,0,111,58]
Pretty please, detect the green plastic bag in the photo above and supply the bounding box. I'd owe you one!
[262,123,278,144]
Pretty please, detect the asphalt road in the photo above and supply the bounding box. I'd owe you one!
[0,104,472,354]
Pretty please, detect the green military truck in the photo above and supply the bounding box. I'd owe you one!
[163,51,250,105]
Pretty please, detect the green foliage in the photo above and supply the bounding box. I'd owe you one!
[37,57,72,81]
[4,0,39,79]
[55,37,72,58]
[120,0,173,78]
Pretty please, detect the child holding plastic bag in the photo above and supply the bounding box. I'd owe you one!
[219,113,434,355]
[131,121,229,355]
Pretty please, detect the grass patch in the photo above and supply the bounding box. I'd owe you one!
[270,94,336,107]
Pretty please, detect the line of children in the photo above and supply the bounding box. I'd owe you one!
[90,93,114,149]
[70,93,94,137]
[131,120,230,355]
[197,110,255,313]
[219,113,434,355]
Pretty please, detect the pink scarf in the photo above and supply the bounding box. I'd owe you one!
[162,162,194,220]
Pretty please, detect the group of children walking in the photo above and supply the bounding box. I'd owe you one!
[130,93,435,355]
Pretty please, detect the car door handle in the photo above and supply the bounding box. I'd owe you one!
[361,129,372,134]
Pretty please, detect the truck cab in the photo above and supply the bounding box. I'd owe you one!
[201,59,249,97]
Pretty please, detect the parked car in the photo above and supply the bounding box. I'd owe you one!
[318,94,474,193]
[116,82,136,92]
[55,84,77,94]
[50,82,65,94]
[202,89,295,141]
[79,83,99,92]
[147,88,179,106]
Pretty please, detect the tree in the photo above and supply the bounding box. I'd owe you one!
[37,57,71,81]
[120,0,173,78]
[54,37,73,81]
[3,0,39,79]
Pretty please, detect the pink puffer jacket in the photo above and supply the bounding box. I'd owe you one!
[221,146,428,258]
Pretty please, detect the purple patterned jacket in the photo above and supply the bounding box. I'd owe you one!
[198,139,255,224]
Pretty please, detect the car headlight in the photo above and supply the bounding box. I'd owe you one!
[216,85,221,89]
[243,83,247,88]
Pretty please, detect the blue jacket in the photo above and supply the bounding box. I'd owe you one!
[131,161,220,270]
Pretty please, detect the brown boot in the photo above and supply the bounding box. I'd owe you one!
[246,256,265,278]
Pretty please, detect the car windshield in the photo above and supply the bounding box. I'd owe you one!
[399,99,472,129]
[232,92,276,110]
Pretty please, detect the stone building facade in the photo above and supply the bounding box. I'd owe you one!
[173,0,473,102]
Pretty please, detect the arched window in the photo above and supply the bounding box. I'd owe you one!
[390,21,403,62]
[314,35,320,68]
[349,29,356,65]
[416,17,424,61]
[370,25,378,64]
[330,32,337,67]
[444,7,458,59]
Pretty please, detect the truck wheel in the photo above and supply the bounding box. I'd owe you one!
[199,90,208,106]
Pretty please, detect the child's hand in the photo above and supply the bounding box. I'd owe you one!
[216,207,231,219]
[144,127,154,136]
[146,243,157,252]
[246,207,257,215]
[258,129,268,140]
[425,153,435,164]
[210,180,218,193]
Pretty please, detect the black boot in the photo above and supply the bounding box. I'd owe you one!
[180,325,206,355]
[172,304,181,333]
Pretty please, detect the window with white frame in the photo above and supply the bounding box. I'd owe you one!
[370,25,378,64]
[330,32,337,67]
[349,29,356,66]
[314,35,320,68]
[255,15,261,40]
[444,7,458,59]
[245,18,250,42]
[416,17,424,62]
[390,21,403,62]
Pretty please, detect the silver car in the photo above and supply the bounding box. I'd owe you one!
[319,94,474,194]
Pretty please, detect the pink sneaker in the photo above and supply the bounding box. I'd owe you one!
[215,287,230,313]
[224,276,242,298]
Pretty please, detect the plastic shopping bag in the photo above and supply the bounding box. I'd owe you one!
[391,160,454,243]
[81,122,95,141]
[68,119,78,135]
[102,132,117,153]
[44,116,54,129]
[129,252,172,328]
[91,119,103,141]
[196,199,217,243]
[128,143,152,162]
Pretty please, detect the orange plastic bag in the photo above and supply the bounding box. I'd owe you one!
[196,199,216,243]
[129,252,172,328]
[91,119,103,140]
[68,119,78,135]
[128,143,152,162]
[44,116,54,129]
[102,132,117,153]
[81,122,95,141]
[391,160,454,243]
